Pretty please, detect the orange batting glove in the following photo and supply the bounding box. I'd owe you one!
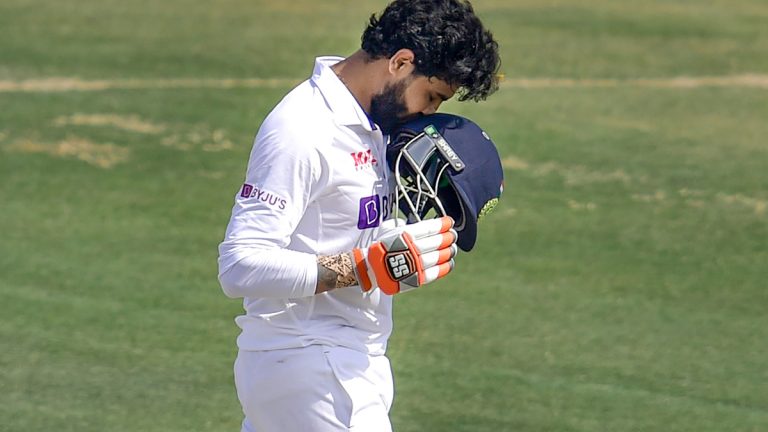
[352,216,458,295]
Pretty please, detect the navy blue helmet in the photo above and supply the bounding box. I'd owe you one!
[387,113,504,252]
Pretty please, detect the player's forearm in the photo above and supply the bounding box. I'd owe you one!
[315,253,358,294]
[218,247,318,299]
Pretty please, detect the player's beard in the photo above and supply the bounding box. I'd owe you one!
[369,78,411,135]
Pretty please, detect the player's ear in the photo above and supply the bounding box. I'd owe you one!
[388,49,416,77]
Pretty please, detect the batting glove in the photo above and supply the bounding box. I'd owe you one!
[352,217,458,295]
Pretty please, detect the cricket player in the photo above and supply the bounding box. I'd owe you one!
[217,1,501,430]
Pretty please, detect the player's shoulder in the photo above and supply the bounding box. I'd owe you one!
[257,81,336,152]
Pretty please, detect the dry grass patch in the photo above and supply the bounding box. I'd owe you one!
[503,154,635,186]
[161,128,234,152]
[2,75,766,94]
[500,74,768,89]
[6,137,130,168]
[0,77,300,93]
[53,114,166,134]
[717,193,767,215]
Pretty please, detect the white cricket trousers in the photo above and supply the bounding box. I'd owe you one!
[234,345,394,432]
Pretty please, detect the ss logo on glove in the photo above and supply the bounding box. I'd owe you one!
[352,217,457,294]
[386,252,415,280]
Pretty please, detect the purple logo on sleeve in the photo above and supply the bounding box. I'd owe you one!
[240,184,254,198]
[239,183,287,210]
[358,195,381,229]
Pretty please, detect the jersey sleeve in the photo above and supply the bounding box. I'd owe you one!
[217,116,327,299]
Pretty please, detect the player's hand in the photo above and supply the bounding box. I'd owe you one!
[352,217,458,295]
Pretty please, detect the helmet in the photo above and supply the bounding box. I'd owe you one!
[387,113,504,252]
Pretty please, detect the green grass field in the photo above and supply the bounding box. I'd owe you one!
[1,1,767,431]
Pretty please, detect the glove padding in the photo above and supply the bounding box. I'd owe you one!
[352,217,458,295]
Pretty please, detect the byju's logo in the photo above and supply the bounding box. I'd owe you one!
[358,195,381,229]
[240,184,254,198]
[240,183,287,210]
[357,193,395,229]
[351,150,378,171]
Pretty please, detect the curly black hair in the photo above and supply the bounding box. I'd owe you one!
[361,0,501,102]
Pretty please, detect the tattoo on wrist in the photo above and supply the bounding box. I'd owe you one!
[317,253,358,291]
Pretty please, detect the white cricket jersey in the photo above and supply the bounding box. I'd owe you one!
[218,57,397,355]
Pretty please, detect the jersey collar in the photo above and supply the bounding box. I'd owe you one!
[311,56,377,133]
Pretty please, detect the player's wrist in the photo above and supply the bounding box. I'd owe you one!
[316,252,359,294]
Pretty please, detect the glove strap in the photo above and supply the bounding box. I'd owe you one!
[352,248,373,292]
